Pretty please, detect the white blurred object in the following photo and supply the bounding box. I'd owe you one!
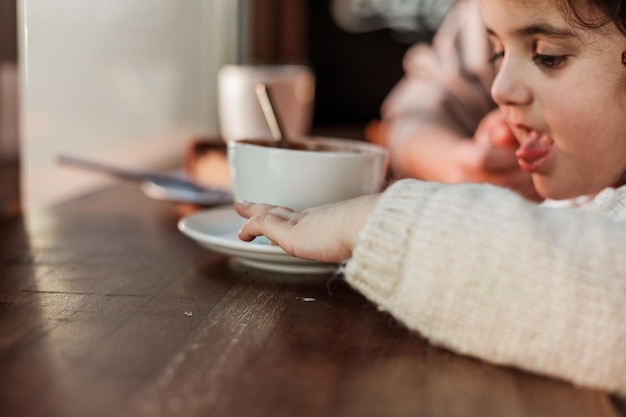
[18,0,240,211]
[330,0,455,38]
[228,137,389,211]
[218,65,315,142]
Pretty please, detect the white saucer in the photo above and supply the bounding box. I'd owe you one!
[178,206,337,274]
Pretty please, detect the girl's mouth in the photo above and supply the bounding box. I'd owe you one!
[516,131,555,173]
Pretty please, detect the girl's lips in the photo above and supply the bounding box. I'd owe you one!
[515,131,555,173]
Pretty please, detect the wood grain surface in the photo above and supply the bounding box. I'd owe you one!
[0,181,624,417]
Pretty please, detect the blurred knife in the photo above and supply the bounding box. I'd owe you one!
[58,154,231,198]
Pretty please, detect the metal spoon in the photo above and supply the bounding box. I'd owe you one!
[254,83,290,148]
[58,154,232,199]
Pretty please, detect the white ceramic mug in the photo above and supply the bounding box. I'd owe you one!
[218,65,315,142]
[228,137,389,211]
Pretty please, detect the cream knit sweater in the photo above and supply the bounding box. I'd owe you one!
[345,179,626,394]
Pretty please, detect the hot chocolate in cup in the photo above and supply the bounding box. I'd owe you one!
[228,136,389,211]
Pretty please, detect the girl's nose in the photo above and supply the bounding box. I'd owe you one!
[490,57,533,107]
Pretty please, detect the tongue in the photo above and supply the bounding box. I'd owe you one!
[516,134,553,161]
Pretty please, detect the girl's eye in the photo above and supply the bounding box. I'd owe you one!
[532,53,567,69]
[489,51,505,63]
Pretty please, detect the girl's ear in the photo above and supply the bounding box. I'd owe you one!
[622,51,626,66]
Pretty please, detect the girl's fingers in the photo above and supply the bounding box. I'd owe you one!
[235,201,294,220]
[234,201,266,218]
[235,202,296,242]
[481,147,520,171]
[490,125,518,148]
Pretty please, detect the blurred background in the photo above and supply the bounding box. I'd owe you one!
[0,0,446,213]
[0,0,18,215]
[245,0,442,126]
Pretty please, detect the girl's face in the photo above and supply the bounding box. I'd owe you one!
[480,0,626,199]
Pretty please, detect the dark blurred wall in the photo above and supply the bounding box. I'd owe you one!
[0,0,19,215]
[0,0,17,63]
[306,0,425,126]
[249,0,434,127]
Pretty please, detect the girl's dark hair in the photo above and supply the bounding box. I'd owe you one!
[558,0,626,34]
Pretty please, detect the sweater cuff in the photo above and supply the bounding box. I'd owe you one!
[344,179,438,308]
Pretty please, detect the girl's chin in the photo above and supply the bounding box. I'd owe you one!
[532,175,603,201]
[532,176,583,201]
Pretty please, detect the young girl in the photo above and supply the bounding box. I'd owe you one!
[370,0,542,201]
[236,0,626,395]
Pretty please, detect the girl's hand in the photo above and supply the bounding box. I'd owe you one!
[235,194,380,263]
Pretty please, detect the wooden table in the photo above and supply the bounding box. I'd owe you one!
[1,182,625,417]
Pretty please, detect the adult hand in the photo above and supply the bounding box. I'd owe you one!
[474,107,518,149]
[235,194,380,263]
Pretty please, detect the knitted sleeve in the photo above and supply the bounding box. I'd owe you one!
[344,179,626,395]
